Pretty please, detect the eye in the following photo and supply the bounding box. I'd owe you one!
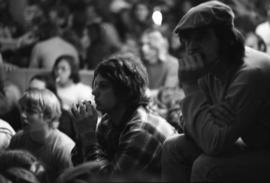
[93,81,110,90]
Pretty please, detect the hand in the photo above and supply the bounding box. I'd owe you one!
[178,53,207,84]
[71,100,98,135]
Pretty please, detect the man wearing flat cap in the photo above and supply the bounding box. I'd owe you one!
[162,1,270,182]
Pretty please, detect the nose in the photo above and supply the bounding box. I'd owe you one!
[92,87,98,98]
[20,112,29,125]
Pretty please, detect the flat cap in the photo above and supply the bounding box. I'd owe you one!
[174,1,234,33]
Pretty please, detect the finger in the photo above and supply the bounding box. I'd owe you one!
[193,53,204,68]
[79,104,86,115]
[190,54,201,70]
[71,103,80,118]
[90,104,98,116]
[84,101,93,114]
[71,107,80,119]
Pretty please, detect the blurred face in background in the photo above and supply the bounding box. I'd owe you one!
[54,59,72,86]
[134,3,149,22]
[140,32,159,64]
[140,31,167,64]
[85,5,99,24]
[23,4,43,26]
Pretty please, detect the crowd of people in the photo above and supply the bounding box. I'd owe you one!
[1,0,270,182]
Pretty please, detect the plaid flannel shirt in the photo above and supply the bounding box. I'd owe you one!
[94,106,176,176]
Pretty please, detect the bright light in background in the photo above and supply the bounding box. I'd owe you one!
[152,8,162,26]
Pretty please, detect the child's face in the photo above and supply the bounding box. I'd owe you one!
[20,106,50,141]
[140,32,159,64]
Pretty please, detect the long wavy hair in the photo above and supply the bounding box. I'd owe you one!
[212,25,245,66]
[93,53,150,108]
[52,54,80,84]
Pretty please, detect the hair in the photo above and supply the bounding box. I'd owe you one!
[19,88,62,127]
[0,149,45,182]
[53,54,80,83]
[4,167,40,183]
[0,149,39,172]
[30,72,57,95]
[212,26,245,65]
[36,20,60,40]
[93,53,149,107]
[131,1,151,22]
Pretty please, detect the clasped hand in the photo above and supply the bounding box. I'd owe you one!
[178,53,207,84]
[71,100,98,135]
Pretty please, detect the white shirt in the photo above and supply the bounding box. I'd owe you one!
[255,21,270,55]
[57,83,94,110]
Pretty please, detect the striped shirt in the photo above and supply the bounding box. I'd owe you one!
[94,106,177,176]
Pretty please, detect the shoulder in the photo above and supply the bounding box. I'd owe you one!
[242,47,270,77]
[51,130,75,151]
[125,107,176,138]
[0,119,15,136]
[31,42,43,52]
[166,54,179,64]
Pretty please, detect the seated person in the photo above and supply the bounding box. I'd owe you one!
[52,54,94,111]
[9,88,75,182]
[162,1,270,182]
[29,72,76,140]
[70,54,177,180]
[139,29,179,94]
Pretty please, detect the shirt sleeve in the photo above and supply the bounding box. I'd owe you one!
[181,69,264,155]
